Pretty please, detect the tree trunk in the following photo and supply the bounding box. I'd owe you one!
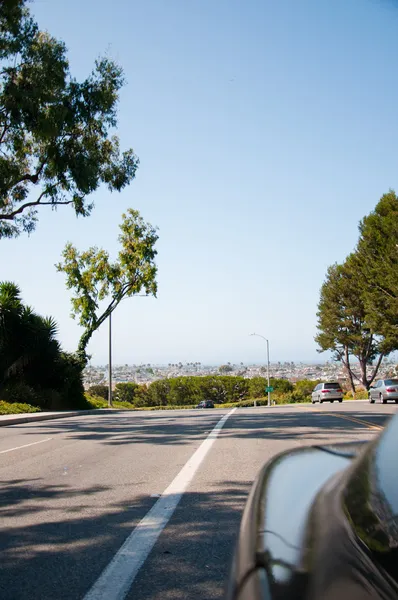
[340,346,356,394]
[344,347,356,394]
[368,353,384,387]
[359,358,369,390]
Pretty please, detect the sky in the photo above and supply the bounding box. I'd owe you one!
[2,0,398,365]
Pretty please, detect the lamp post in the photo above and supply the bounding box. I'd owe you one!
[250,333,271,407]
[108,312,113,408]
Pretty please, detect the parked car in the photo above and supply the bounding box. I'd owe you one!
[311,382,343,403]
[196,400,214,408]
[369,379,398,404]
[226,411,398,600]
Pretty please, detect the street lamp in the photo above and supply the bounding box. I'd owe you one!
[108,312,113,408]
[250,333,271,407]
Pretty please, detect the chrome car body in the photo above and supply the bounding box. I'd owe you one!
[227,412,398,599]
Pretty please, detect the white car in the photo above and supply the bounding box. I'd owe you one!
[369,379,398,404]
[311,382,343,404]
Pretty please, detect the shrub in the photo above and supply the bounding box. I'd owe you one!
[0,401,41,414]
[147,380,171,406]
[1,382,39,405]
[355,389,369,400]
[85,394,108,409]
[113,382,139,404]
[87,385,109,400]
[293,379,320,402]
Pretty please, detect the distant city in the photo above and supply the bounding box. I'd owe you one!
[83,359,397,388]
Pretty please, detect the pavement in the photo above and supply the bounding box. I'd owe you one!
[0,401,396,600]
[0,408,112,426]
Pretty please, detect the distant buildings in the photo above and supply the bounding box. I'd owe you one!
[83,360,397,389]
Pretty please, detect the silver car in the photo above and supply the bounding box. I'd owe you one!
[369,379,398,404]
[311,382,343,404]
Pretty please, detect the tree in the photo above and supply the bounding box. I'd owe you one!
[315,256,394,390]
[0,0,138,238]
[57,209,158,363]
[354,190,398,344]
[87,384,108,400]
[113,382,139,404]
[0,281,86,407]
[219,364,233,373]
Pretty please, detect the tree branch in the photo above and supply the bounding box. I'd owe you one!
[0,122,10,145]
[11,158,47,187]
[0,186,72,220]
[369,353,384,387]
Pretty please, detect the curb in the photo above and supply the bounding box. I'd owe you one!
[0,409,117,427]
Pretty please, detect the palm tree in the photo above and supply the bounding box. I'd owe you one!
[0,282,61,392]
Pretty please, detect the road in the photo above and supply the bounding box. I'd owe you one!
[0,401,396,600]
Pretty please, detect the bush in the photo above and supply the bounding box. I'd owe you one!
[147,380,171,406]
[113,382,139,404]
[85,394,108,409]
[355,389,369,400]
[53,352,88,409]
[293,379,320,402]
[2,382,40,405]
[0,401,41,414]
[87,385,109,400]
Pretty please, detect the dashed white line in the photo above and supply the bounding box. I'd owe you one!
[84,408,237,600]
[0,437,53,454]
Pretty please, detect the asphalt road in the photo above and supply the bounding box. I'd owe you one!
[0,401,396,600]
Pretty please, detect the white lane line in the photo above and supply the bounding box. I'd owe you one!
[0,437,53,454]
[84,408,237,600]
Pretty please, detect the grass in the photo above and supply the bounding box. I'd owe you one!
[0,401,41,415]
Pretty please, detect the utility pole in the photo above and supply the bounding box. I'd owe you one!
[108,312,113,408]
[266,337,271,408]
[250,333,271,407]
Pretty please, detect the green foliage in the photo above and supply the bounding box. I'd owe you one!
[293,379,321,402]
[0,400,41,414]
[146,379,171,406]
[0,281,86,409]
[0,0,138,238]
[113,382,139,404]
[85,394,107,409]
[315,256,389,389]
[316,191,398,390]
[219,364,233,373]
[87,384,109,400]
[248,377,293,398]
[1,381,38,405]
[354,190,398,345]
[143,376,292,408]
[57,209,158,362]
[167,377,203,406]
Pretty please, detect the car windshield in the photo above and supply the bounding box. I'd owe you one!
[384,380,398,386]
[325,383,340,389]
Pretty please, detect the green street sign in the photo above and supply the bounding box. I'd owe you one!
[265,386,274,393]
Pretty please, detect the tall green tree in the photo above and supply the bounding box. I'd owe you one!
[0,0,138,238]
[0,281,85,408]
[315,256,393,390]
[57,209,158,363]
[354,190,398,345]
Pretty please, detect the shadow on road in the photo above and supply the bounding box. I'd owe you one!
[0,478,247,600]
[15,409,394,447]
[1,409,396,599]
[221,410,391,443]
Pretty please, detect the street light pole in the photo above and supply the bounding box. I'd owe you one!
[266,337,270,408]
[108,312,113,408]
[250,333,271,407]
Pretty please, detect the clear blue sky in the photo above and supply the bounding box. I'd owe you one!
[2,0,398,365]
